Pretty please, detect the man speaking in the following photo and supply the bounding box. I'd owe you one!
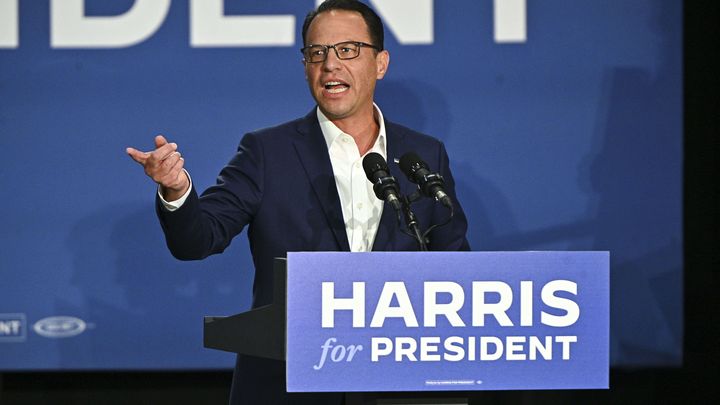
[127,1,470,403]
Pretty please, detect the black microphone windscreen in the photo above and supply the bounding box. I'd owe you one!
[362,152,388,180]
[399,152,425,177]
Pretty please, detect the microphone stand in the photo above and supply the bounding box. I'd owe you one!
[397,190,454,251]
[400,193,427,251]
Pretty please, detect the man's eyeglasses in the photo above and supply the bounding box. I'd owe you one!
[301,41,380,63]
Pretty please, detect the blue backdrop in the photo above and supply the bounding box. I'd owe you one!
[0,0,682,370]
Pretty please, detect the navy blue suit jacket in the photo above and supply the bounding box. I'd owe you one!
[156,109,470,404]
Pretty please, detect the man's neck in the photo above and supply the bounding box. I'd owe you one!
[328,106,379,156]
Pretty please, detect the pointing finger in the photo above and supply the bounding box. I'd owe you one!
[126,147,150,165]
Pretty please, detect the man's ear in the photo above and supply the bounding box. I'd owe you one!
[376,50,390,79]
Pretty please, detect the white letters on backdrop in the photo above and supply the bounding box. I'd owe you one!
[50,0,171,48]
[0,0,528,48]
[190,0,294,47]
[0,0,18,48]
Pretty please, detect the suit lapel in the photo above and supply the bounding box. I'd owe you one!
[293,109,351,252]
[372,120,406,251]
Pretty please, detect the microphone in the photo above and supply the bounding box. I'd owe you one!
[399,152,452,208]
[362,153,402,212]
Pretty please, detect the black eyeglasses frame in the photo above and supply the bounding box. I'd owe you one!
[300,41,381,63]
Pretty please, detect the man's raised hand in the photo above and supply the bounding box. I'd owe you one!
[127,135,190,202]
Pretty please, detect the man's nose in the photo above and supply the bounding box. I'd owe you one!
[322,47,342,70]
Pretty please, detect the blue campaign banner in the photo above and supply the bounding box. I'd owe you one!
[0,1,681,370]
[286,252,609,392]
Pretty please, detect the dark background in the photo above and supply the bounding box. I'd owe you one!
[1,1,716,403]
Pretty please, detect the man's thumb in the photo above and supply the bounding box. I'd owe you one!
[155,135,168,149]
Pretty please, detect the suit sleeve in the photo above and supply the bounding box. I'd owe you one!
[428,141,471,251]
[155,132,264,260]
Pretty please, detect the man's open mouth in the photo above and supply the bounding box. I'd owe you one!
[324,81,350,94]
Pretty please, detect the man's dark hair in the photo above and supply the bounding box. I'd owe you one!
[302,0,385,51]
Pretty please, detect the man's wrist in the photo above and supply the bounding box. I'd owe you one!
[158,170,193,211]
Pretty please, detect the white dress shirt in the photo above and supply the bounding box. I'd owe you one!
[317,105,386,252]
[160,105,387,252]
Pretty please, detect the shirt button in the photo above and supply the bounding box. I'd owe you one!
[355,163,360,169]
[342,137,350,143]
[357,202,363,210]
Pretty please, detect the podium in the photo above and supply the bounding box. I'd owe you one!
[204,252,609,403]
[204,258,287,361]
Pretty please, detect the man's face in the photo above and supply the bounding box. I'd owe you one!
[304,10,389,121]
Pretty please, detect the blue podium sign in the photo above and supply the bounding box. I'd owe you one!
[286,251,609,392]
